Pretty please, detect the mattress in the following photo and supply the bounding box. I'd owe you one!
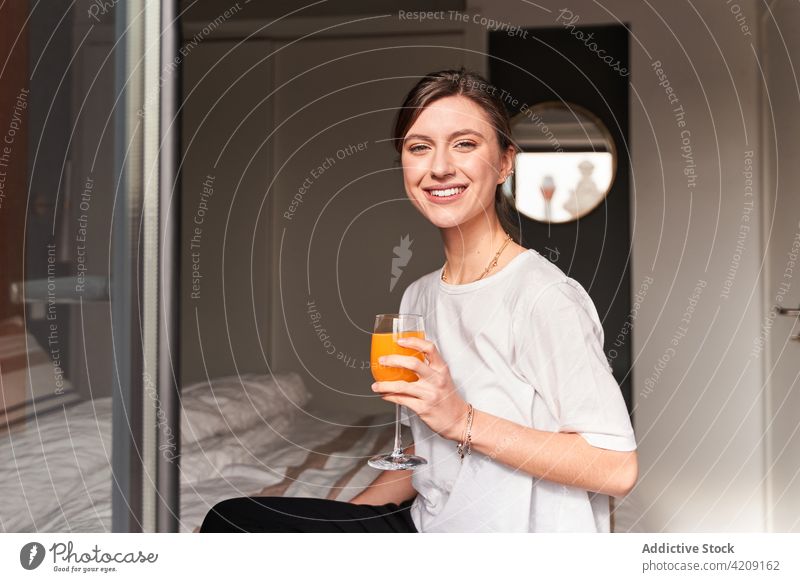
[0,396,396,533]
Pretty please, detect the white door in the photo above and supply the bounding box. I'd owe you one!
[762,0,800,533]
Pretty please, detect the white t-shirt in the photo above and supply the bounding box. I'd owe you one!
[399,248,637,532]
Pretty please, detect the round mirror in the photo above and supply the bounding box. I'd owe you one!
[502,102,617,223]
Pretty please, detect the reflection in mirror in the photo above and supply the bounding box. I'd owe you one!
[502,102,617,223]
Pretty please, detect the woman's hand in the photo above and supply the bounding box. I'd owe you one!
[371,336,469,442]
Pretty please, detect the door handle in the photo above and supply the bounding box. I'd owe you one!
[10,276,109,304]
[775,307,800,340]
[775,307,800,317]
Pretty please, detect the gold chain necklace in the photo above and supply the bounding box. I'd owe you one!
[441,232,512,283]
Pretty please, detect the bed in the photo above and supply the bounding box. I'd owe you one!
[0,370,397,533]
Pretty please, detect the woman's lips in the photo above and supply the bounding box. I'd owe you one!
[422,185,468,204]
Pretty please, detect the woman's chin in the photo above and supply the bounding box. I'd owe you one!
[423,214,467,230]
[425,208,495,232]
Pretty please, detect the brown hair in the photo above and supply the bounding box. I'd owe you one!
[392,67,521,242]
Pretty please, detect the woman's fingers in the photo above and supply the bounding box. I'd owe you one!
[396,336,445,369]
[379,393,420,410]
[371,380,425,399]
[377,353,428,376]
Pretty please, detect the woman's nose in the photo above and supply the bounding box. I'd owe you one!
[430,146,455,178]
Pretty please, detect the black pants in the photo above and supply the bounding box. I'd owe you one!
[199,496,418,533]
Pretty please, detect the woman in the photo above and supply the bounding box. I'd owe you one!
[200,67,637,533]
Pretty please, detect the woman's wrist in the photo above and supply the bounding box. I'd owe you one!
[455,403,474,460]
[444,401,472,442]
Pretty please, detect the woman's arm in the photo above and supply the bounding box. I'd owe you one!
[348,444,418,506]
[468,408,638,498]
[372,335,638,499]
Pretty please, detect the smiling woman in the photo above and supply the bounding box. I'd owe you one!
[392,70,521,252]
[200,67,637,533]
[375,68,637,532]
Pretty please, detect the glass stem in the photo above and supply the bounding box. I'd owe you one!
[391,403,404,457]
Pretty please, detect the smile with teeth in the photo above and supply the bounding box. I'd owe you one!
[427,186,466,197]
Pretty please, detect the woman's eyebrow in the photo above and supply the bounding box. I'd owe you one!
[403,129,485,142]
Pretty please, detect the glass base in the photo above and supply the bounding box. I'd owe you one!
[368,452,428,471]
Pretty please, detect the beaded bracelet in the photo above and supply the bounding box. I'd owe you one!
[456,403,474,461]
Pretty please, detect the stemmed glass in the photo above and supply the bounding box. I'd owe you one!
[540,175,556,223]
[368,313,428,470]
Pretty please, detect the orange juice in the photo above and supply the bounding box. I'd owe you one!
[371,330,425,382]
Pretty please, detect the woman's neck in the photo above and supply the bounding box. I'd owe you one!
[440,218,519,284]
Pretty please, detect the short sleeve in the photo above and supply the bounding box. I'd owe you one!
[513,280,636,451]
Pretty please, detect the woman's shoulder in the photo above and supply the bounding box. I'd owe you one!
[510,250,592,311]
[509,248,568,292]
[398,268,440,309]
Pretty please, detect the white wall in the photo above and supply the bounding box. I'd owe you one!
[472,0,766,531]
[180,41,274,385]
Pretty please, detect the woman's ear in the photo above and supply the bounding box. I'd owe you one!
[497,144,516,183]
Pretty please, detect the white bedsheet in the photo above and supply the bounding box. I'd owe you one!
[0,397,394,533]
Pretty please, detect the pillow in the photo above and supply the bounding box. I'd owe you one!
[180,371,310,444]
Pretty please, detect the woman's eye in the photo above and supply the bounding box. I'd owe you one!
[454,141,476,150]
[408,144,428,153]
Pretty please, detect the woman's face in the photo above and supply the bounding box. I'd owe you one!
[400,95,514,231]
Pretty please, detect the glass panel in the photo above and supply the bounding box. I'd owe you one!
[0,0,120,533]
[0,0,178,533]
